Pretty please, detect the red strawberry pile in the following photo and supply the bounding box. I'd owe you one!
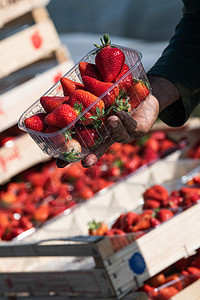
[139,248,200,299]
[142,184,200,210]
[88,207,179,251]
[23,34,150,162]
[0,130,181,241]
[187,138,200,159]
[0,129,184,241]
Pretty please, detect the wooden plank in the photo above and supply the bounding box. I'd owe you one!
[0,237,102,258]
[0,0,49,27]
[0,269,115,298]
[0,133,49,184]
[170,279,200,300]
[8,291,148,300]
[31,6,49,23]
[55,45,71,64]
[103,203,200,296]
[0,59,74,132]
[0,19,61,78]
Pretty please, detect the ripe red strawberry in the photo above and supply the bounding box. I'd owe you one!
[123,155,141,174]
[44,104,79,128]
[71,89,105,115]
[168,195,183,208]
[94,33,125,82]
[75,126,98,148]
[103,165,121,180]
[40,96,69,113]
[68,94,104,127]
[60,77,85,96]
[150,217,161,227]
[24,113,47,132]
[78,111,93,126]
[82,75,119,108]
[143,146,159,163]
[156,208,174,222]
[156,286,179,299]
[143,185,169,202]
[79,61,102,81]
[43,125,61,133]
[77,185,94,200]
[159,139,176,153]
[193,174,200,185]
[129,79,150,108]
[143,199,161,209]
[43,126,66,147]
[114,63,133,92]
[181,186,200,195]
[145,137,160,153]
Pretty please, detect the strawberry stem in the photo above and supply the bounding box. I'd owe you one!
[93,33,111,53]
[88,220,101,230]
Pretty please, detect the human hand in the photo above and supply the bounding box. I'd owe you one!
[56,92,159,168]
[56,76,180,168]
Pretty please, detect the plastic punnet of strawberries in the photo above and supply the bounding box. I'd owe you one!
[20,33,151,163]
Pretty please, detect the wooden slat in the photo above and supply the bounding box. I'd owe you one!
[103,203,200,296]
[0,269,115,298]
[0,133,49,184]
[31,6,49,23]
[6,293,148,300]
[0,19,61,78]
[0,0,49,27]
[0,59,74,133]
[170,279,200,300]
[0,237,102,257]
[11,292,148,300]
[6,292,148,300]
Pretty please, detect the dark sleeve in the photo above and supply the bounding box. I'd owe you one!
[147,11,200,127]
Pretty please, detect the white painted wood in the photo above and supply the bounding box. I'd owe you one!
[0,60,74,132]
[0,0,49,27]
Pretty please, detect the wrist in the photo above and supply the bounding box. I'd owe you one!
[148,75,180,112]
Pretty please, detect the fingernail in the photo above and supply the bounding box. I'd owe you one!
[56,160,68,168]
[82,155,97,168]
[111,121,118,129]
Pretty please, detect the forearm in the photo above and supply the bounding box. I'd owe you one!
[148,75,180,113]
[147,12,200,126]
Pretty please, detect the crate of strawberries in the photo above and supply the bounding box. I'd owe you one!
[18,34,151,163]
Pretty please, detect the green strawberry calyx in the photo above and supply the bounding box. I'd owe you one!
[93,33,116,54]
[87,107,108,130]
[112,96,131,113]
[88,220,101,230]
[61,148,81,162]
[132,77,151,90]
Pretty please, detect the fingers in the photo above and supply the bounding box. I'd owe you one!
[57,112,139,169]
[82,113,137,167]
[82,135,114,168]
[116,111,138,139]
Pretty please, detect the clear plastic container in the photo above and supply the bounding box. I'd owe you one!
[18,45,151,163]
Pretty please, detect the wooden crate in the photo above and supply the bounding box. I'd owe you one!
[0,133,49,184]
[18,158,200,243]
[0,202,199,299]
[0,0,50,27]
[171,279,200,300]
[0,6,65,78]
[0,58,74,133]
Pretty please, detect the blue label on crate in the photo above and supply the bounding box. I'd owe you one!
[128,252,146,274]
